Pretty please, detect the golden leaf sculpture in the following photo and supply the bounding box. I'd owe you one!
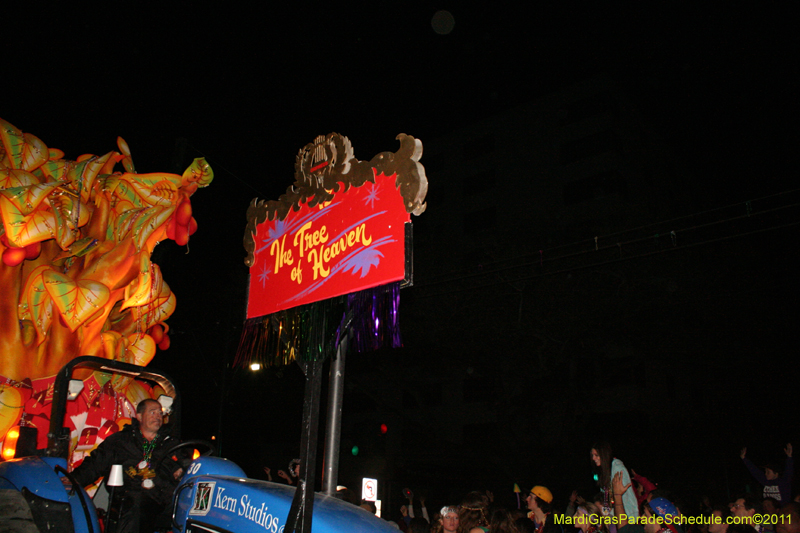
[0,117,213,382]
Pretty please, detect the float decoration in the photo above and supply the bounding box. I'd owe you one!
[0,117,212,461]
[237,133,426,368]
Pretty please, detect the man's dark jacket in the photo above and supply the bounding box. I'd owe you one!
[71,419,180,506]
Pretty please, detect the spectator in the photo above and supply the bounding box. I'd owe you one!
[649,490,684,518]
[708,505,731,533]
[431,505,459,533]
[763,498,780,533]
[525,485,561,533]
[731,494,763,533]
[776,502,800,533]
[741,445,793,503]
[277,458,301,486]
[335,486,359,505]
[612,472,682,533]
[491,508,524,533]
[512,508,536,533]
[728,525,759,533]
[409,516,430,533]
[763,498,780,515]
[400,505,411,532]
[567,490,587,519]
[403,488,430,524]
[699,497,714,517]
[574,501,607,533]
[459,491,491,533]
[592,442,639,519]
[649,497,684,533]
[631,469,658,506]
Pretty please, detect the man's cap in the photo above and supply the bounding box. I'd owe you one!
[530,485,553,504]
[650,497,679,519]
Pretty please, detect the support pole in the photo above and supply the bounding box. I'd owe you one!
[322,336,347,495]
[285,359,325,533]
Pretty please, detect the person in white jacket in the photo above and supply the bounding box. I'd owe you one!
[591,441,639,524]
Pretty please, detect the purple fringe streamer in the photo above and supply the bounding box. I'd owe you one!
[234,282,402,369]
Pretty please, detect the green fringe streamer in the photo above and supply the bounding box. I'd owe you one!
[234,282,401,368]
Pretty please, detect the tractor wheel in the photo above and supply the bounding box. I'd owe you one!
[0,489,39,532]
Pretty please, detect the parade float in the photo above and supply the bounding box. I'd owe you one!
[0,125,425,533]
[0,117,212,469]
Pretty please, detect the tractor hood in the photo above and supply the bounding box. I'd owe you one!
[174,457,396,533]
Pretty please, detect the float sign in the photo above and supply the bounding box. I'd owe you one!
[244,133,427,319]
[247,173,408,318]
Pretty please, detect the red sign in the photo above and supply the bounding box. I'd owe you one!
[247,170,410,318]
[244,133,427,319]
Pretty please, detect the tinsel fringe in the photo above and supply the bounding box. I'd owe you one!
[234,282,401,368]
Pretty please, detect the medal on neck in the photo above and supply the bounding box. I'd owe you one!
[140,433,159,489]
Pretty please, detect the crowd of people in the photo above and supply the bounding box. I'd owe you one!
[64,391,796,533]
[298,441,797,533]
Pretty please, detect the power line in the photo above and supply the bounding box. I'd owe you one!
[412,191,800,298]
[418,188,800,287]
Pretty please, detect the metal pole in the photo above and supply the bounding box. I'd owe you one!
[322,337,347,495]
[107,487,116,533]
[285,359,325,533]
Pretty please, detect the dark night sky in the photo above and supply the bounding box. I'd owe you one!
[6,3,799,508]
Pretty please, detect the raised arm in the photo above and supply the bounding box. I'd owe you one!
[612,472,631,528]
[742,449,769,485]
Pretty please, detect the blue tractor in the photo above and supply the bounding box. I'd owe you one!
[0,356,396,533]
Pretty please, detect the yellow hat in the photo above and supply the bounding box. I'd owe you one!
[530,485,553,504]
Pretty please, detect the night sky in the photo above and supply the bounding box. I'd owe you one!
[6,3,799,513]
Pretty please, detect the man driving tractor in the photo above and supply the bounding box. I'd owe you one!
[65,399,183,533]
